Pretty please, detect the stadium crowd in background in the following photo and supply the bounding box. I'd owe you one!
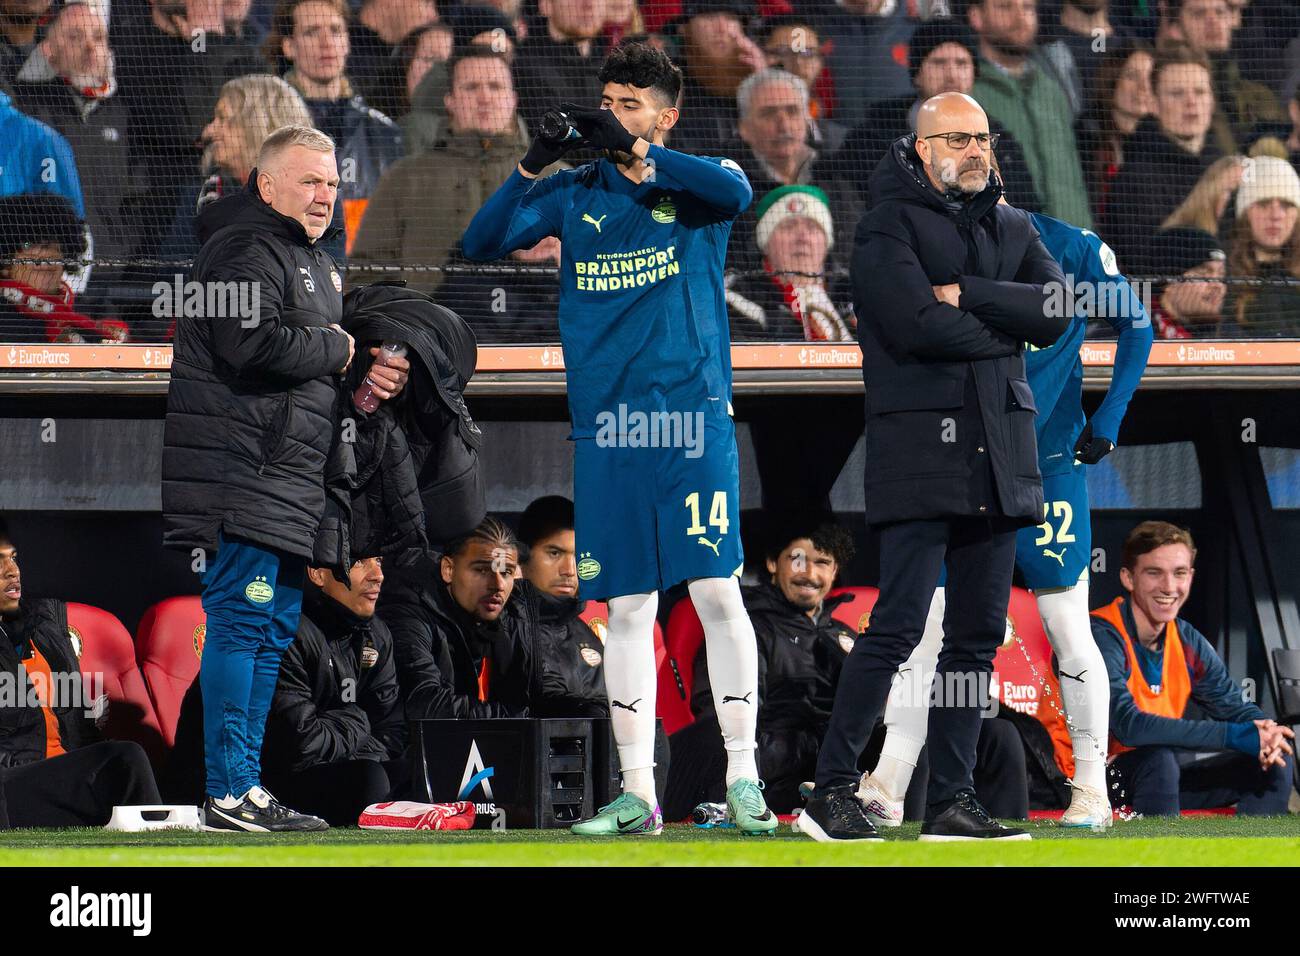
[3,0,1300,342]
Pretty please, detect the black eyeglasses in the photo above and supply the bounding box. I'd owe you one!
[923,131,1001,150]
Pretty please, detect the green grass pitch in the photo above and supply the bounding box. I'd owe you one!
[3,816,1299,867]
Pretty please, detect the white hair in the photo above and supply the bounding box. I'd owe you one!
[736,68,810,121]
[257,124,336,172]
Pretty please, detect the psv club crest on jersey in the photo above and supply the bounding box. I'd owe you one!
[651,196,676,224]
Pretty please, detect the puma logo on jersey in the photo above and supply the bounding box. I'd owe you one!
[1043,547,1066,566]
[698,537,721,556]
[582,213,607,233]
[722,692,752,705]
[611,698,641,712]
[1060,669,1088,683]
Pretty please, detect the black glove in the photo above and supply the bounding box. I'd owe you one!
[520,133,572,176]
[1073,421,1115,464]
[562,102,638,155]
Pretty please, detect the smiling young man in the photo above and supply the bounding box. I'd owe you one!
[1090,521,1295,816]
[665,519,860,818]
[462,41,775,836]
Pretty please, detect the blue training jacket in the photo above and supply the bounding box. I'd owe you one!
[462,145,752,439]
[1027,214,1153,475]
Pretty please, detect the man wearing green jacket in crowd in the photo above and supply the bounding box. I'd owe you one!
[962,0,1093,229]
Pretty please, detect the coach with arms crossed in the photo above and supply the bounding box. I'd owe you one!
[162,124,408,832]
[799,93,1068,842]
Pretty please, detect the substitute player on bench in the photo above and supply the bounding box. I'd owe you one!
[462,41,776,835]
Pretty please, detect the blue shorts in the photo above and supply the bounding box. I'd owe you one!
[1014,465,1091,590]
[573,416,744,600]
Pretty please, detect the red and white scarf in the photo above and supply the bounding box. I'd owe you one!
[0,280,128,342]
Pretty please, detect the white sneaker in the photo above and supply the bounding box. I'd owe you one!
[856,773,904,828]
[1060,784,1113,831]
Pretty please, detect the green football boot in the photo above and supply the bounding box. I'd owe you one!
[570,793,664,836]
[726,779,779,836]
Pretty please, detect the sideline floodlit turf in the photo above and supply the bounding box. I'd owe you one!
[2,816,1298,867]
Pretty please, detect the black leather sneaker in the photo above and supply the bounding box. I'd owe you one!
[795,786,884,843]
[203,787,330,833]
[919,792,1031,841]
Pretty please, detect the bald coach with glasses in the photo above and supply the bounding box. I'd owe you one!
[797,93,1070,843]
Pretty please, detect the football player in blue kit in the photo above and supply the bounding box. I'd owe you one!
[462,42,777,835]
[853,212,1154,831]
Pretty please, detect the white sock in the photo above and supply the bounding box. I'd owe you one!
[605,591,659,806]
[687,577,760,788]
[621,768,657,807]
[876,587,945,799]
[1036,582,1109,793]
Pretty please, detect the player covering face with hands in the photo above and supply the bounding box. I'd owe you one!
[463,42,776,835]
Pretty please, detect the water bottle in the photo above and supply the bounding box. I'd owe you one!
[352,341,407,413]
[690,802,731,828]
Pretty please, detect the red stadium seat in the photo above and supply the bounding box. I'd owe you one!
[66,602,165,759]
[135,596,206,749]
[661,597,705,735]
[994,587,1074,778]
[827,586,880,636]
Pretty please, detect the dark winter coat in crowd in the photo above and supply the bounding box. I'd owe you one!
[342,282,485,547]
[512,34,605,135]
[531,591,608,719]
[667,79,741,157]
[263,585,407,775]
[725,138,861,274]
[793,0,915,126]
[855,134,1067,527]
[435,254,561,344]
[0,599,100,768]
[112,13,263,257]
[12,64,148,263]
[161,173,352,563]
[1099,117,1220,273]
[294,79,404,206]
[346,21,406,121]
[379,552,540,720]
[835,96,1041,214]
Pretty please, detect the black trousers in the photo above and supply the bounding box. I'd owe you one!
[264,757,411,827]
[0,741,161,829]
[663,714,1028,821]
[815,515,1020,816]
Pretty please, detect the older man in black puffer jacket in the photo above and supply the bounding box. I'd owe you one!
[162,124,409,832]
